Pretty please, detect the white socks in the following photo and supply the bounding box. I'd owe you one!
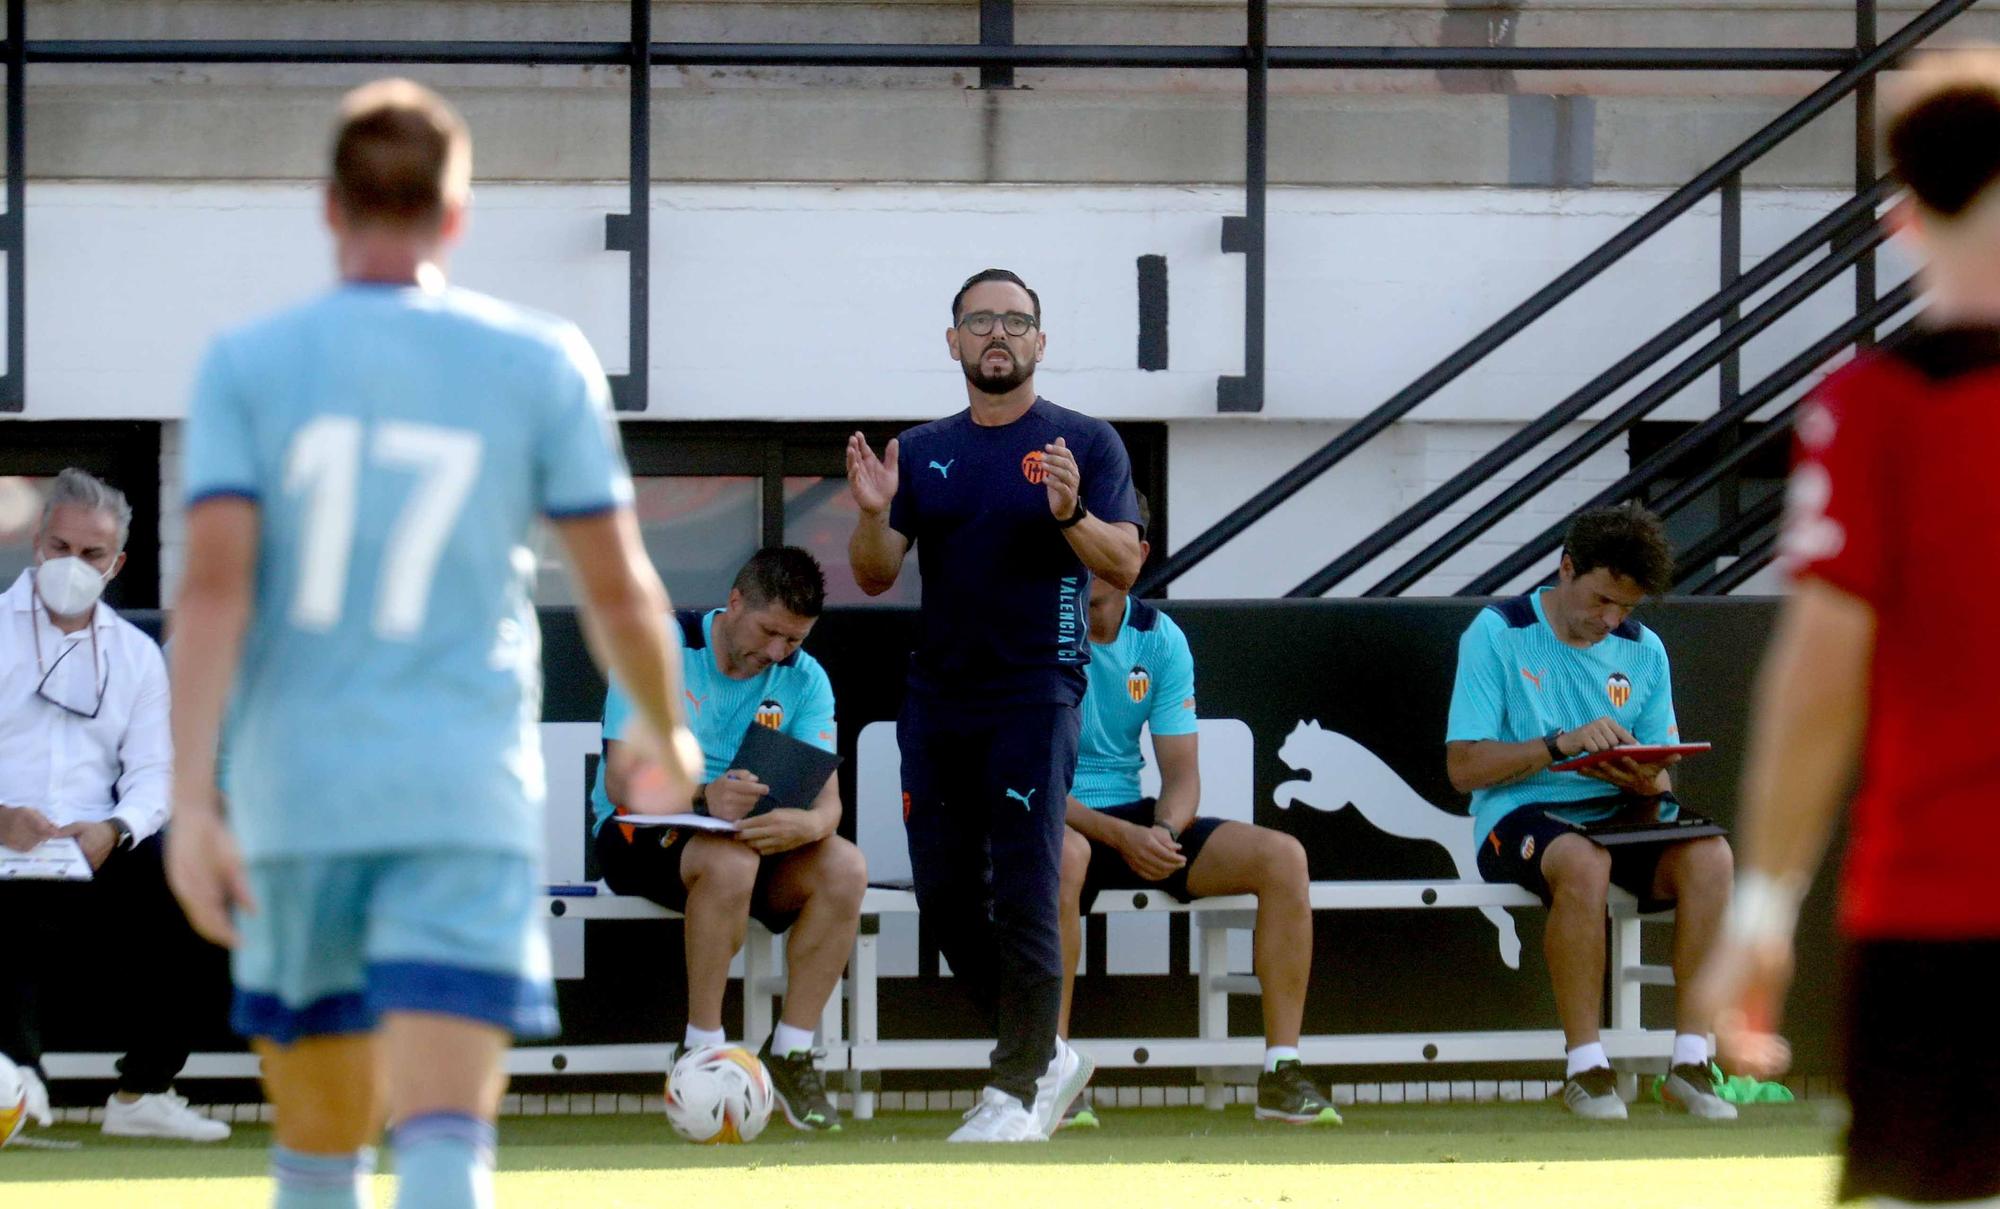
[684,1024,726,1050]
[1566,1042,1609,1077]
[1265,1046,1300,1072]
[1672,1033,1710,1069]
[771,1023,816,1058]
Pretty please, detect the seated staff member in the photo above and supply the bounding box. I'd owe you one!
[592,547,866,1133]
[1055,501,1335,1126]
[1445,505,1734,1122]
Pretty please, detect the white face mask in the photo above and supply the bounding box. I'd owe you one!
[35,555,109,617]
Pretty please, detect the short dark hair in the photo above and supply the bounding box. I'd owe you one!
[952,268,1041,324]
[1134,490,1152,534]
[732,546,826,618]
[331,78,471,229]
[1887,52,2000,219]
[1562,505,1674,596]
[1890,87,2000,217]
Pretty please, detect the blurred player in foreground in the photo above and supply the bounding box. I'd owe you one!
[166,80,700,1209]
[1693,49,2000,1206]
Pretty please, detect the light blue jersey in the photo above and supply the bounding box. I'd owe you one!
[591,609,837,833]
[1447,589,1679,851]
[183,283,632,862]
[1071,598,1198,809]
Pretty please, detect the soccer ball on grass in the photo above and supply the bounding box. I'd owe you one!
[0,1054,28,1147]
[663,1045,774,1144]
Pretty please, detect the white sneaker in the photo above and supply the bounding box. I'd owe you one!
[19,1067,52,1128]
[1030,1039,1095,1139]
[1662,1064,1740,1121]
[1561,1067,1628,1121]
[947,1087,1043,1143]
[102,1092,231,1142]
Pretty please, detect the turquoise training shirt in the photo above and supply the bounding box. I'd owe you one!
[1446,588,1679,852]
[1071,598,1198,809]
[591,608,837,834]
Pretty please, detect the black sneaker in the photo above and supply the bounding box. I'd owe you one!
[1254,1059,1343,1124]
[758,1036,840,1132]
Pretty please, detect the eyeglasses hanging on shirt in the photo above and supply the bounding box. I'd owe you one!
[32,616,108,720]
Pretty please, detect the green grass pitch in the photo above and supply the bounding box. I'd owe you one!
[3,1101,1847,1208]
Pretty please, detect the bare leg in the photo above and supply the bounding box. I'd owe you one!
[1056,828,1091,1038]
[678,835,760,1034]
[761,836,869,1033]
[380,1013,509,1125]
[1652,836,1734,1036]
[256,1034,384,1155]
[1539,834,1613,1050]
[1183,823,1312,1048]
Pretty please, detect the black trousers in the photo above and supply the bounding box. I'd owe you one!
[0,833,220,1094]
[899,699,1079,1107]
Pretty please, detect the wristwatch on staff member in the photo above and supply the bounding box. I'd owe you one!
[1056,500,1089,530]
[106,817,136,851]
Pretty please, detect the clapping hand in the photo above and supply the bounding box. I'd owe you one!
[1042,437,1081,520]
[847,433,900,517]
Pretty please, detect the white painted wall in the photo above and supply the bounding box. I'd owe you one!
[15,181,1900,597]
[3,182,1911,424]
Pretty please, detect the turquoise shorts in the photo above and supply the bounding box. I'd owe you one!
[230,850,559,1045]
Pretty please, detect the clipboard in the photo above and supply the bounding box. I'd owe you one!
[724,723,843,817]
[1550,742,1711,774]
[0,837,94,881]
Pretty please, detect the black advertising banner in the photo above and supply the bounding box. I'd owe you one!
[80,599,1838,1084]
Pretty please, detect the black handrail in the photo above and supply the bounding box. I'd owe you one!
[1689,533,1782,595]
[1673,493,1783,582]
[1291,185,1893,597]
[1460,286,1918,595]
[1138,0,1977,596]
[6,42,1863,70]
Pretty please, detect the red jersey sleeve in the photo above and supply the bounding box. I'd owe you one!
[1782,357,1898,604]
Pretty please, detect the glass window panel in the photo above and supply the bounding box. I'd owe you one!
[783,476,921,607]
[0,476,52,589]
[533,476,761,610]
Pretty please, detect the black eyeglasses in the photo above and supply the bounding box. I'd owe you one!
[958,310,1038,337]
[34,631,108,720]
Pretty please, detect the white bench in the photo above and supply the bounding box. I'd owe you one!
[531,875,1671,1118]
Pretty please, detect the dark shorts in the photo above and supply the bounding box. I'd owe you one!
[1841,939,2000,1203]
[594,823,801,935]
[1077,798,1226,911]
[1477,795,1685,914]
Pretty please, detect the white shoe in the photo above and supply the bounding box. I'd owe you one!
[1662,1064,1739,1121]
[1561,1068,1628,1121]
[102,1092,231,1142]
[19,1067,52,1128]
[947,1087,1043,1143]
[1030,1039,1095,1139]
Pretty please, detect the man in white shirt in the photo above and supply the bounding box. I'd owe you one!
[0,469,228,1142]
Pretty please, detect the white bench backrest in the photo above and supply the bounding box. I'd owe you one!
[856,716,1254,885]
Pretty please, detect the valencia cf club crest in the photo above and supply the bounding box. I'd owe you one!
[1520,835,1536,862]
[1021,450,1048,484]
[1606,672,1633,709]
[1127,665,1152,703]
[755,698,785,729]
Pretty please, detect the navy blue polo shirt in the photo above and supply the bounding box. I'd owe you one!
[889,397,1142,707]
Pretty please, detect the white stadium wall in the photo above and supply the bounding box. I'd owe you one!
[6,182,1911,597]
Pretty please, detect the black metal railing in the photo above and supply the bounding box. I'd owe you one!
[0,0,1923,419]
[1139,0,1966,597]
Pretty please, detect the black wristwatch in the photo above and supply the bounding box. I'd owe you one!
[1543,732,1566,764]
[1056,500,1089,530]
[1154,819,1182,843]
[106,817,135,851]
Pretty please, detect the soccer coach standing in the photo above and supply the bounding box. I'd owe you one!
[846,268,1142,1142]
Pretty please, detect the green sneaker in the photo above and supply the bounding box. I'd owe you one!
[1058,1096,1100,1130]
[757,1036,841,1132]
[1254,1060,1343,1124]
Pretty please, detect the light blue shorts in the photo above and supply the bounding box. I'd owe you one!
[230,850,559,1046]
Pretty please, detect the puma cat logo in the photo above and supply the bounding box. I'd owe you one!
[929,459,955,478]
[1004,787,1036,810]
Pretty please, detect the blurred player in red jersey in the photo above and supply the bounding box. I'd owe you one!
[1693,49,2000,1206]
